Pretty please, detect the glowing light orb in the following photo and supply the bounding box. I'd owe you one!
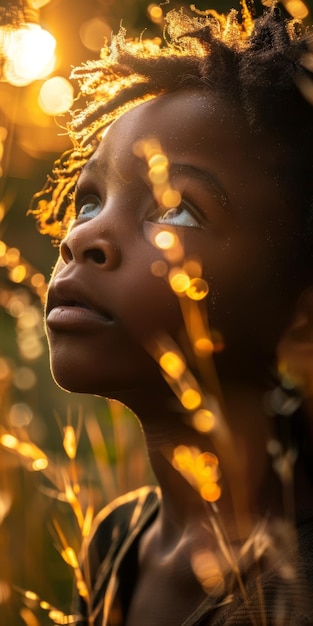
[4,24,56,86]
[284,0,309,18]
[162,189,181,208]
[181,388,202,410]
[31,273,46,288]
[39,77,74,115]
[150,260,168,276]
[32,458,48,471]
[154,230,177,250]
[9,402,33,427]
[148,4,163,23]
[24,590,39,601]
[159,351,186,379]
[169,269,191,294]
[191,551,223,592]
[194,337,214,355]
[148,153,168,169]
[6,247,20,266]
[10,264,27,283]
[196,452,219,478]
[0,434,18,449]
[40,601,50,610]
[79,17,110,52]
[186,277,209,300]
[191,409,215,433]
[200,482,221,502]
[149,164,168,185]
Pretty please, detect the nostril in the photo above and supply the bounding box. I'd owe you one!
[85,248,106,264]
[60,241,73,263]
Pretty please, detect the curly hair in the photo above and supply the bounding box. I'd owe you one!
[30,3,313,242]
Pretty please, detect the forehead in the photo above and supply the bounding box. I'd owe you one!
[88,89,279,176]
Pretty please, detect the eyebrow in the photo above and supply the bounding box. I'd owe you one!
[76,156,230,214]
[79,157,107,177]
[168,163,230,214]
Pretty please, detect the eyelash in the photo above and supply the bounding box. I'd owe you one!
[74,191,205,230]
[149,199,204,229]
[75,194,102,220]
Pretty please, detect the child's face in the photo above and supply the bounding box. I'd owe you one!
[45,89,304,397]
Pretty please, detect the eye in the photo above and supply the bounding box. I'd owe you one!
[155,200,202,228]
[76,194,102,220]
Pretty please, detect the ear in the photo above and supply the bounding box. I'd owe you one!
[277,288,313,397]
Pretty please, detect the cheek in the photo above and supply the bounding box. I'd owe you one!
[115,262,183,346]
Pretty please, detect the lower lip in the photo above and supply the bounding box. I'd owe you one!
[46,306,114,332]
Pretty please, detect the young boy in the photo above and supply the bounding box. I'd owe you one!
[33,4,313,625]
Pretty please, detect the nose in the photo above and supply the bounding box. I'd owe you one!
[60,221,120,269]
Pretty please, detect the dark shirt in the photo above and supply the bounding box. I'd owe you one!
[75,486,313,625]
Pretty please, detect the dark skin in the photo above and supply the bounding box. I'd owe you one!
[45,90,313,625]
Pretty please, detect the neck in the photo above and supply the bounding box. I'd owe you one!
[111,378,310,546]
[141,383,287,536]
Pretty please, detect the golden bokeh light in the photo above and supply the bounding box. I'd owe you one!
[194,337,214,356]
[150,259,168,276]
[169,268,191,294]
[40,601,50,610]
[39,77,74,115]
[20,607,40,625]
[0,433,18,450]
[191,409,215,433]
[183,257,202,278]
[180,388,202,410]
[18,307,41,329]
[3,24,56,86]
[9,264,27,283]
[24,590,40,601]
[48,608,68,623]
[154,230,177,250]
[172,445,221,501]
[159,350,186,379]
[8,296,25,318]
[186,277,209,301]
[79,17,110,52]
[148,163,169,185]
[8,402,33,427]
[200,482,222,502]
[161,188,181,209]
[32,458,48,471]
[284,0,309,18]
[6,247,20,266]
[148,153,168,170]
[18,332,44,361]
[191,550,224,593]
[196,451,219,479]
[30,273,46,288]
[148,4,164,24]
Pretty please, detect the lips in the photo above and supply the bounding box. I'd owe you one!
[46,278,114,332]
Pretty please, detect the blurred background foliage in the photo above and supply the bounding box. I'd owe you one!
[0,0,312,624]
